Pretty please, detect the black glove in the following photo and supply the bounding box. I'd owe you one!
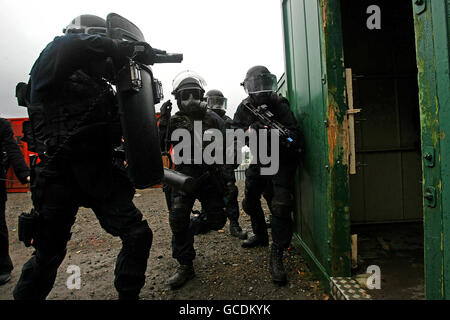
[159,100,172,126]
[250,120,267,131]
[132,42,157,65]
[113,40,156,67]
[160,100,172,117]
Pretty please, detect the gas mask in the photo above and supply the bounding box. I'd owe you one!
[178,89,207,116]
[250,91,272,107]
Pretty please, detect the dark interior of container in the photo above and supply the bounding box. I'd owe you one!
[341,0,424,299]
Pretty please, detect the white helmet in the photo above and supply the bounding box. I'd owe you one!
[171,70,207,96]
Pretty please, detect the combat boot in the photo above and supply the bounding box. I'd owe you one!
[241,235,269,248]
[269,244,287,285]
[229,220,248,240]
[168,264,195,289]
[0,273,11,286]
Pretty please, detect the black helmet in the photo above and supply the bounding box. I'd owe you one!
[242,65,277,94]
[205,89,227,115]
[206,89,224,98]
[63,14,107,36]
[171,70,207,97]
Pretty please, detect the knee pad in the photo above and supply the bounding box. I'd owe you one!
[121,220,153,256]
[169,200,191,234]
[271,188,294,218]
[271,205,293,219]
[207,211,227,231]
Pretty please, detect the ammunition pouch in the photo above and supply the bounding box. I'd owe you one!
[18,209,39,247]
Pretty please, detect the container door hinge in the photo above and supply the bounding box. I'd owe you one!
[423,146,435,167]
[414,0,426,15]
[424,186,436,208]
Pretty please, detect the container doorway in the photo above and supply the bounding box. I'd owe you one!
[341,0,424,299]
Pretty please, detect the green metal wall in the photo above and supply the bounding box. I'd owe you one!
[281,0,351,282]
[413,0,450,299]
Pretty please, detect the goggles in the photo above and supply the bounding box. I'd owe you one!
[207,96,227,110]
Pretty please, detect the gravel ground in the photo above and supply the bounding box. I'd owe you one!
[0,181,326,300]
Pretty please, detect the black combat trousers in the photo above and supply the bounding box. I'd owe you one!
[242,161,296,249]
[0,199,13,274]
[13,165,152,300]
[222,165,239,222]
[224,187,239,222]
[169,164,226,265]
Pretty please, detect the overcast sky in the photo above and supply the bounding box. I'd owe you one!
[0,0,285,119]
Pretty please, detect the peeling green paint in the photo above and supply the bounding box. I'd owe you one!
[413,0,450,300]
[281,0,351,282]
[323,0,351,277]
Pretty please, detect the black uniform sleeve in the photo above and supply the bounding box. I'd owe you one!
[231,101,254,131]
[0,119,30,184]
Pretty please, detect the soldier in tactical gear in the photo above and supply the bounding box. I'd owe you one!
[158,71,227,289]
[233,65,302,285]
[13,14,156,300]
[0,119,30,286]
[203,89,247,240]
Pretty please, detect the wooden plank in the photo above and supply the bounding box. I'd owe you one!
[351,234,358,269]
[346,68,356,174]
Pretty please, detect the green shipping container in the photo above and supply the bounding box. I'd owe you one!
[280,0,450,299]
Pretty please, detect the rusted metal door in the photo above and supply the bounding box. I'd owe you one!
[412,0,450,300]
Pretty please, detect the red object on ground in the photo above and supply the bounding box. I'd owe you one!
[152,112,174,189]
[5,118,32,193]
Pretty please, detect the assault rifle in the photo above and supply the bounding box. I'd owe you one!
[242,101,301,153]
